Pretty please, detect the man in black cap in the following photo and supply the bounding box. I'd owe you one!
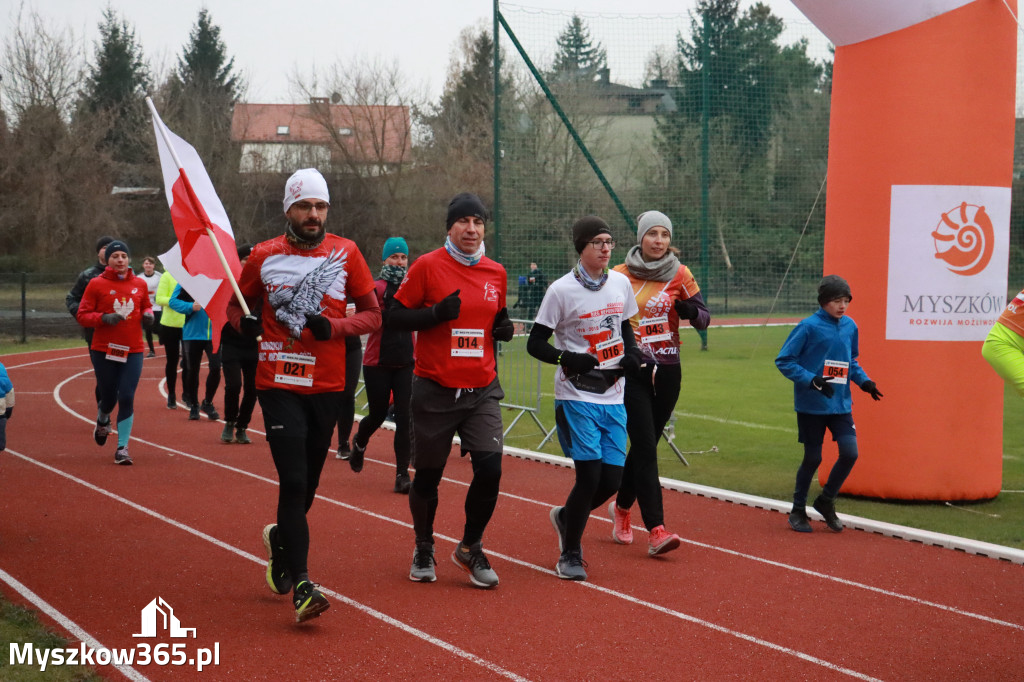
[66,235,116,346]
[388,192,514,588]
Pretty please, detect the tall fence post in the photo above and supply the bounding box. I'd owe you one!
[20,272,27,344]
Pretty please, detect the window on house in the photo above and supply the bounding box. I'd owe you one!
[276,125,290,135]
[338,128,353,136]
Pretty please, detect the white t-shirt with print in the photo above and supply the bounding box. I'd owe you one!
[534,268,638,405]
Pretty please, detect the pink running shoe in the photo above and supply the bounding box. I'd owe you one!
[608,500,633,545]
[648,525,681,556]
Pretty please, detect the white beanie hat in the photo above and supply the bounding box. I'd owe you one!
[283,168,330,213]
[636,210,673,244]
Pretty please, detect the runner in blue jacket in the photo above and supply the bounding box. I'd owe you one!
[775,275,883,533]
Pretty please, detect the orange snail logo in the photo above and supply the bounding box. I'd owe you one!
[931,202,994,277]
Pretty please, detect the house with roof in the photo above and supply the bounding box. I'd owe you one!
[230,98,412,175]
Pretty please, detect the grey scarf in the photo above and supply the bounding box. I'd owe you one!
[623,245,679,282]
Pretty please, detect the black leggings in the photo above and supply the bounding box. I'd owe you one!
[222,353,257,428]
[562,459,623,553]
[182,340,221,406]
[617,363,681,530]
[353,364,412,474]
[259,389,341,583]
[336,335,363,447]
[409,450,502,546]
[161,325,183,399]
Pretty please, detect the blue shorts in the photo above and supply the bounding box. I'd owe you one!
[796,412,856,444]
[554,400,627,466]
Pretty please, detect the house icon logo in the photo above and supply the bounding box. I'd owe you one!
[132,597,196,639]
[931,201,994,277]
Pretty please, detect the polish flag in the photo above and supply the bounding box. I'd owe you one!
[148,98,243,350]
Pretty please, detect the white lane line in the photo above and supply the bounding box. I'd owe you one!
[54,368,1024,633]
[1,448,529,682]
[0,566,150,682]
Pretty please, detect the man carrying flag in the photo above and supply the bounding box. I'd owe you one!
[228,168,380,623]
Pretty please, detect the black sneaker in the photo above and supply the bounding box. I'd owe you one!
[788,508,812,533]
[393,472,411,494]
[94,419,112,446]
[200,400,220,421]
[220,421,235,443]
[349,441,365,473]
[235,426,252,444]
[335,441,351,460]
[812,495,843,532]
[292,580,330,623]
[262,524,293,595]
[409,542,437,582]
[166,395,177,410]
[451,541,499,588]
[188,403,200,421]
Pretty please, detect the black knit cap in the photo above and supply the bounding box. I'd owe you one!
[572,215,612,254]
[104,240,130,261]
[236,243,253,260]
[817,274,852,306]
[95,235,115,252]
[446,193,489,230]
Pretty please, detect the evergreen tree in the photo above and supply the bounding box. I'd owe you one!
[172,9,241,102]
[80,8,151,167]
[551,15,607,82]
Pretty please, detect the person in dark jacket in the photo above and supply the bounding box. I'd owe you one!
[219,244,258,444]
[346,237,415,493]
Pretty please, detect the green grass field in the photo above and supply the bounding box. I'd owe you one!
[499,325,1024,550]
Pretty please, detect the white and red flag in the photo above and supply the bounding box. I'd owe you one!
[148,98,244,350]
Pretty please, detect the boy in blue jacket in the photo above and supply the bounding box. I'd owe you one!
[0,360,13,452]
[775,275,883,533]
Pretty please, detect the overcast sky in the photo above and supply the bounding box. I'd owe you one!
[2,0,825,104]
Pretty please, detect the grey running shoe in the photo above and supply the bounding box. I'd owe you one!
[220,421,235,443]
[262,524,293,594]
[556,550,588,581]
[114,446,132,465]
[409,542,437,582]
[451,541,499,588]
[549,506,566,552]
[235,426,252,444]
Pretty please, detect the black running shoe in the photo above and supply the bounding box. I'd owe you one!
[349,441,365,473]
[292,580,330,623]
[200,400,220,421]
[394,472,411,494]
[167,395,177,410]
[94,419,112,446]
[812,495,843,532]
[788,510,812,533]
[262,524,293,595]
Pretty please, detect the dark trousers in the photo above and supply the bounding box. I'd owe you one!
[617,363,681,530]
[182,339,221,407]
[353,364,412,474]
[258,389,342,581]
[144,309,162,352]
[161,325,183,399]
[90,350,144,422]
[222,352,257,428]
[336,335,363,447]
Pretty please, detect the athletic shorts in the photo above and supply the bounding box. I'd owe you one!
[410,375,505,469]
[554,399,627,466]
[796,412,856,445]
[257,388,342,443]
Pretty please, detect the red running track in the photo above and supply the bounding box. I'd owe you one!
[1,347,1023,680]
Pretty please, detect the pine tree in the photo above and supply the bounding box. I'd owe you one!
[551,15,607,82]
[173,9,240,101]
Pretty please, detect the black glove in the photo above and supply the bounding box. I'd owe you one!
[559,351,599,375]
[860,380,883,401]
[101,312,124,326]
[619,346,643,378]
[810,375,835,399]
[492,307,514,342]
[240,314,263,338]
[304,313,332,341]
[3,407,12,420]
[142,312,155,330]
[432,289,461,322]
[674,297,699,321]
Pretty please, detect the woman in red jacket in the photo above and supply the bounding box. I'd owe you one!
[77,240,153,465]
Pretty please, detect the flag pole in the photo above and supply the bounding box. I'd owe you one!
[145,97,252,318]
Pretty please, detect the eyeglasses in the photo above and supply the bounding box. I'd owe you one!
[293,201,329,213]
[588,239,616,250]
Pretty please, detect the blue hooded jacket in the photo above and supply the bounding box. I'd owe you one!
[168,284,212,342]
[776,307,871,415]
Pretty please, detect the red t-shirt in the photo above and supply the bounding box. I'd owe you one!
[77,267,152,355]
[394,247,507,388]
[238,234,375,393]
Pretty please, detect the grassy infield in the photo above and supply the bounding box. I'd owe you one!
[0,328,1020,679]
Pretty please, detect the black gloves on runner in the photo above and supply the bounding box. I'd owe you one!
[304,313,332,341]
[559,351,598,375]
[432,289,461,322]
[674,297,699,321]
[619,346,643,378]
[860,380,883,401]
[142,312,155,330]
[101,313,124,326]
[810,375,835,399]
[492,307,515,342]
[240,314,263,339]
